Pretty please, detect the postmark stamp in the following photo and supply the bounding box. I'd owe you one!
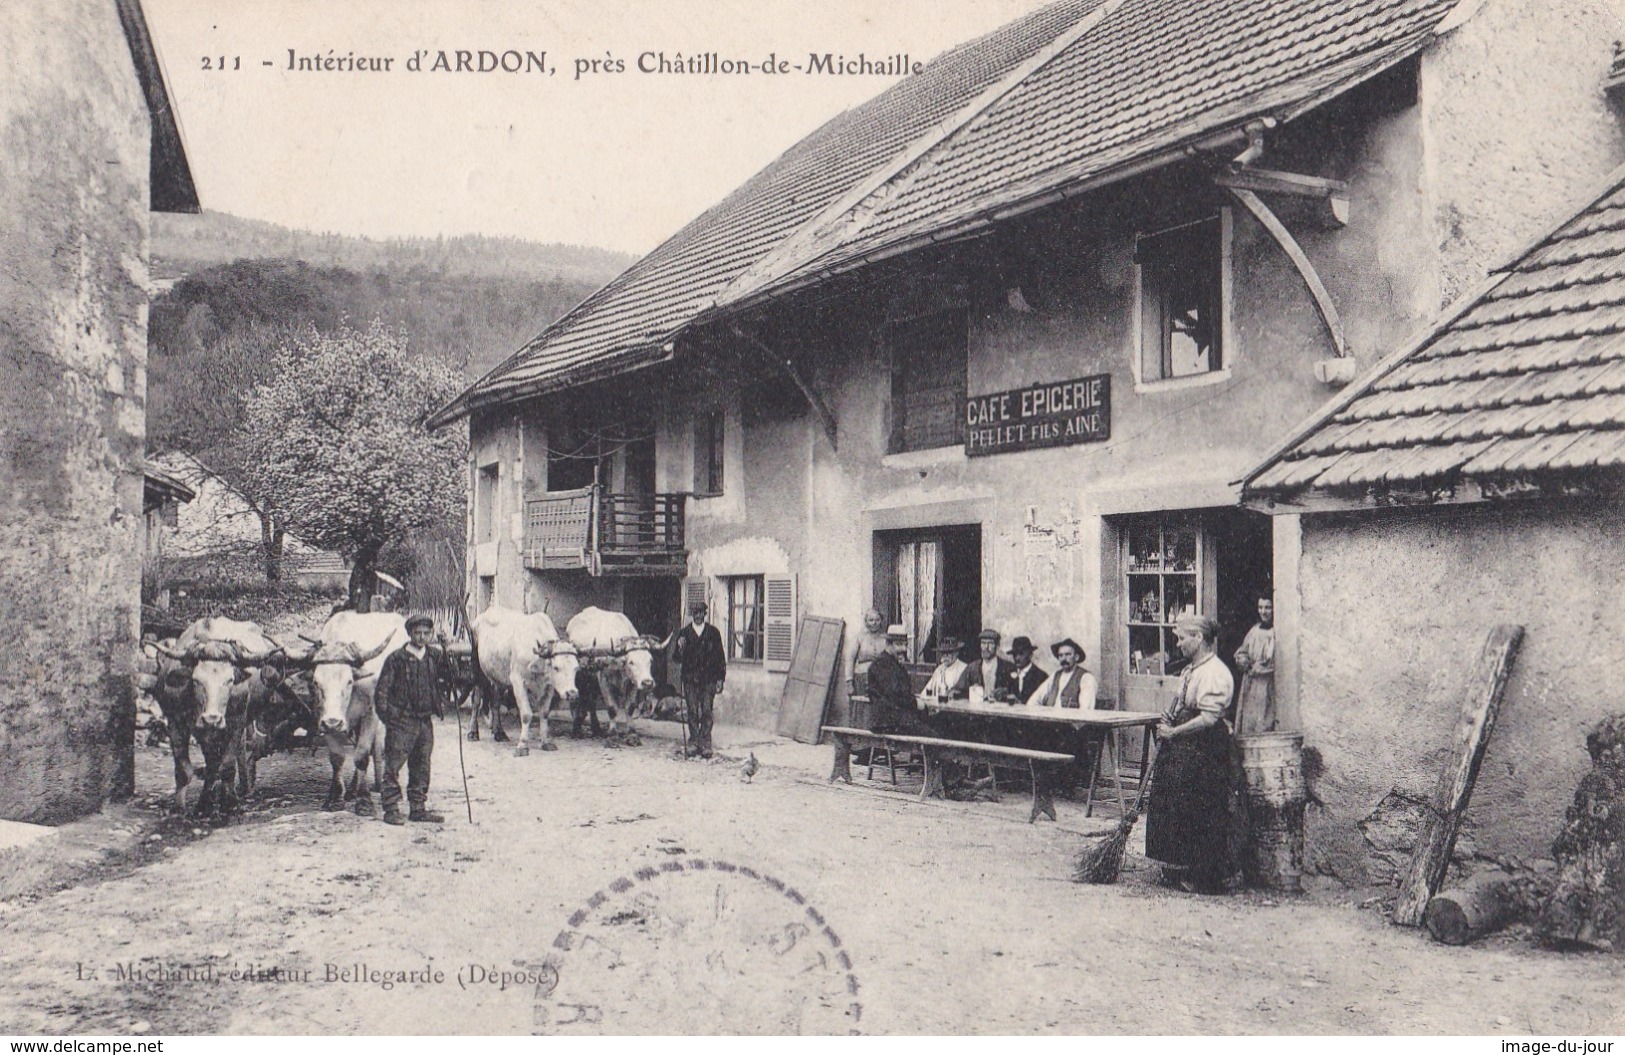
[532,858,863,1035]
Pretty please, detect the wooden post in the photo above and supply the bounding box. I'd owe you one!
[1392,625,1524,927]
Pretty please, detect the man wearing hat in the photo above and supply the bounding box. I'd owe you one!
[1035,637,1098,710]
[967,628,1014,701]
[672,600,727,758]
[1000,636,1049,704]
[374,613,449,825]
[864,625,936,736]
[922,635,971,700]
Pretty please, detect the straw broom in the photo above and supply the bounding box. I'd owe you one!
[1073,743,1158,884]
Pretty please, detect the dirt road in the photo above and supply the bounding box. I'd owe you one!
[2,722,1621,1036]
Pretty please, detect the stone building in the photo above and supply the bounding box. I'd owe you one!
[0,0,198,822]
[432,0,1624,748]
[1243,158,1625,881]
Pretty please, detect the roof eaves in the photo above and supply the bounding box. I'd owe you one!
[717,32,1443,321]
[714,0,1129,313]
[426,341,674,428]
[116,0,199,214]
[1238,265,1516,494]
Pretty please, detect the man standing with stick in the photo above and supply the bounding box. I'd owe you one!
[672,601,726,759]
[375,613,449,825]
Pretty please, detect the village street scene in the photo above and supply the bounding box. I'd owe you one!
[5,0,1625,1040]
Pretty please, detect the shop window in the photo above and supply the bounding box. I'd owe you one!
[724,574,765,662]
[889,311,968,453]
[694,409,725,496]
[1125,520,1203,676]
[1136,215,1224,383]
[475,462,500,542]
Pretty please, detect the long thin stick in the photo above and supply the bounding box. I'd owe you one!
[452,683,474,823]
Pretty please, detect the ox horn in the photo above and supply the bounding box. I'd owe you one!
[348,636,393,668]
[152,641,189,661]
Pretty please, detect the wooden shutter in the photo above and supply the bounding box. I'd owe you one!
[763,573,796,673]
[775,615,845,743]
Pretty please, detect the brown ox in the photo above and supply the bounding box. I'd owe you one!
[151,617,284,816]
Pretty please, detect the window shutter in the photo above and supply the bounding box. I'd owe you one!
[682,577,710,620]
[764,573,797,673]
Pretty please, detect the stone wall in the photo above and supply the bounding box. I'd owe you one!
[0,3,151,822]
[1296,498,1624,884]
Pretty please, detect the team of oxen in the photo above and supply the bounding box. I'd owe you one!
[139,604,663,817]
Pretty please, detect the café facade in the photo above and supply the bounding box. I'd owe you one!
[432,0,1625,736]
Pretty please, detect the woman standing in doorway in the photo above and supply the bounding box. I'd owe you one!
[1147,613,1236,893]
[850,608,890,687]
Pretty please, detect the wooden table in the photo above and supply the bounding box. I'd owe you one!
[919,698,1160,816]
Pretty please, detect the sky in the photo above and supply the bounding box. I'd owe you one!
[144,0,1047,256]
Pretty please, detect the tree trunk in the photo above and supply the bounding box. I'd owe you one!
[1424,871,1519,945]
[1538,714,1625,952]
[349,543,382,611]
[260,514,284,583]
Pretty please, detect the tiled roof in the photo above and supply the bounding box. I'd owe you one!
[1246,166,1625,496]
[432,0,1457,425]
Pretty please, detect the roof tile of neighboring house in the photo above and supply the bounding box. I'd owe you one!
[432,0,1457,425]
[1247,167,1625,495]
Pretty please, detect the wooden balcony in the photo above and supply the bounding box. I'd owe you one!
[523,486,687,576]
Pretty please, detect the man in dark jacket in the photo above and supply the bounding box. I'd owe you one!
[865,625,935,736]
[999,636,1049,703]
[375,614,448,824]
[671,601,726,759]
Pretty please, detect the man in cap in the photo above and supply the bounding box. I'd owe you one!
[375,613,448,825]
[922,636,971,700]
[672,600,726,758]
[1035,637,1098,709]
[967,628,1014,701]
[1000,635,1049,704]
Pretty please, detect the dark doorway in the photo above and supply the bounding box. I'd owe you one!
[623,577,680,688]
[872,524,982,664]
[1210,507,1274,685]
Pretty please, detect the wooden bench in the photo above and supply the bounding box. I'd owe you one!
[823,726,1075,823]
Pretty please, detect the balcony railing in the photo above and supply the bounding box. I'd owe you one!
[523,485,687,576]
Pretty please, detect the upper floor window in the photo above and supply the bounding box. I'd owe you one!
[1136,215,1225,383]
[889,311,968,453]
[694,409,725,497]
[475,462,500,542]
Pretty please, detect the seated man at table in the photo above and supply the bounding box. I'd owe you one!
[967,628,1014,701]
[998,635,1049,703]
[1034,637,1098,710]
[921,636,971,700]
[865,625,938,737]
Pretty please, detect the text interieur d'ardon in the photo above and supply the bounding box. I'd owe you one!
[267,49,925,80]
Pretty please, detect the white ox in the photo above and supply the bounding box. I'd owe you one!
[152,617,284,815]
[299,611,404,814]
[566,607,658,743]
[471,606,580,756]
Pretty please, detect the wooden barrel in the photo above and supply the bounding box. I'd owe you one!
[1235,732,1306,893]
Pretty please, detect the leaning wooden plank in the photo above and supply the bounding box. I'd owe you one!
[1393,624,1524,927]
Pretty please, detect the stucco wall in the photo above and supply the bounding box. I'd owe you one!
[1296,499,1624,883]
[0,3,151,822]
[1422,0,1625,305]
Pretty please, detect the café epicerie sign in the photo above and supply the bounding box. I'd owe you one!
[964,374,1111,457]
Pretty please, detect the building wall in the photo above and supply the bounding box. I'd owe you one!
[0,3,151,822]
[478,2,1625,734]
[1295,498,1623,883]
[1421,0,1625,306]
